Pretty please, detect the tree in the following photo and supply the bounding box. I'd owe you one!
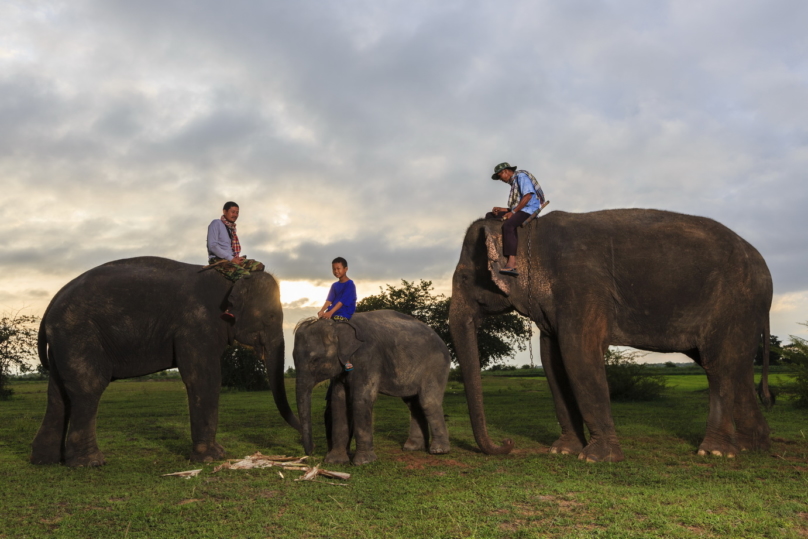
[355,279,530,369]
[603,348,667,401]
[755,334,783,366]
[0,313,39,400]
[220,345,270,391]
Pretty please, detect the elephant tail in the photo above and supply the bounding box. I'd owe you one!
[757,318,772,409]
[37,316,50,372]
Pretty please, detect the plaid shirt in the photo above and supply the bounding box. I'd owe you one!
[507,170,545,212]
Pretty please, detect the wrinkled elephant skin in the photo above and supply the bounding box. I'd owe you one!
[30,257,299,467]
[294,311,451,465]
[449,209,772,462]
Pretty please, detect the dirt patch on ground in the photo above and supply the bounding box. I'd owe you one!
[393,452,471,470]
[510,446,551,456]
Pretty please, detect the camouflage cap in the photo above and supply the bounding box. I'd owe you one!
[491,162,517,180]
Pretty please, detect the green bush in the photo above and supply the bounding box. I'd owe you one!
[781,326,808,408]
[604,348,667,401]
[220,345,270,391]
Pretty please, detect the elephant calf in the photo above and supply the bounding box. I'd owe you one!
[294,310,451,465]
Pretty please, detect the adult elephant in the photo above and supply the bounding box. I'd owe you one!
[30,257,299,467]
[449,209,772,462]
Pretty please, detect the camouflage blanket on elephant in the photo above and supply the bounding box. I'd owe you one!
[208,258,265,282]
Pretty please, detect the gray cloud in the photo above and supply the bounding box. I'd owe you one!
[1,0,807,342]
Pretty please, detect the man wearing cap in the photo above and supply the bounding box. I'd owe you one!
[486,162,546,277]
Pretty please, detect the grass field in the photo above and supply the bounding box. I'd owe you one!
[1,372,806,538]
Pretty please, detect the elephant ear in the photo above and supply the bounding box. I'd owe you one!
[334,321,364,364]
[483,222,512,296]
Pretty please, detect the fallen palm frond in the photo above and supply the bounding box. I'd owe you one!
[161,469,202,478]
[212,452,309,472]
[210,452,351,484]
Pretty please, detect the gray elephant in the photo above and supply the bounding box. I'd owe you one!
[293,311,451,465]
[30,257,299,467]
[449,209,772,462]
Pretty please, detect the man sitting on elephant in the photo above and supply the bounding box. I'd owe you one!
[207,201,265,321]
[486,162,546,277]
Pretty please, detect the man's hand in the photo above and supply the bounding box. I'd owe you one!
[321,310,333,319]
[502,212,514,220]
[231,256,245,264]
[492,207,508,215]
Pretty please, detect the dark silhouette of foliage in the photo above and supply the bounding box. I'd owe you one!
[755,334,783,365]
[0,314,39,400]
[604,348,667,401]
[356,279,530,369]
[220,345,270,391]
[781,324,808,408]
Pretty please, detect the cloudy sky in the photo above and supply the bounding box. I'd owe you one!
[2,0,807,365]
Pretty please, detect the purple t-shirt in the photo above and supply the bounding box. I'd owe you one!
[326,280,357,319]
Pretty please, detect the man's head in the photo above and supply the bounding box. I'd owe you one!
[332,257,348,280]
[223,201,240,223]
[491,162,517,182]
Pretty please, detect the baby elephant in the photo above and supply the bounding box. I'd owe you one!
[293,310,451,465]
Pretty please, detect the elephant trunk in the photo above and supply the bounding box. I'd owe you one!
[296,377,314,455]
[449,294,514,455]
[262,334,301,433]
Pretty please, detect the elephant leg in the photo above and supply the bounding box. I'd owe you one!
[419,385,450,455]
[31,375,70,464]
[350,387,378,465]
[180,354,225,463]
[698,332,754,458]
[325,381,352,465]
[401,396,429,451]
[540,333,587,456]
[63,383,108,467]
[731,333,771,452]
[557,317,624,463]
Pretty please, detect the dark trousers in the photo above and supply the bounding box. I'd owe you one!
[486,211,530,257]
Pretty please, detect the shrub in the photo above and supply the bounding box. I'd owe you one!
[0,314,39,400]
[604,348,667,401]
[781,326,808,408]
[220,345,270,391]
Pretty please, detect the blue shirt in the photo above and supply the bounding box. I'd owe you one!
[207,219,234,261]
[326,280,357,319]
[512,172,542,215]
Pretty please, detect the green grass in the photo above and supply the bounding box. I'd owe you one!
[1,373,806,538]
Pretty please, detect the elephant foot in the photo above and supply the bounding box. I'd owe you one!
[324,450,351,465]
[190,441,226,463]
[352,450,377,466]
[403,438,426,451]
[578,437,624,463]
[549,434,586,456]
[30,446,63,465]
[428,441,450,455]
[697,436,738,458]
[735,430,771,452]
[66,450,106,468]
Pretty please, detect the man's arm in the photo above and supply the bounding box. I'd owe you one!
[505,194,533,217]
[317,301,333,318]
[321,301,343,319]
